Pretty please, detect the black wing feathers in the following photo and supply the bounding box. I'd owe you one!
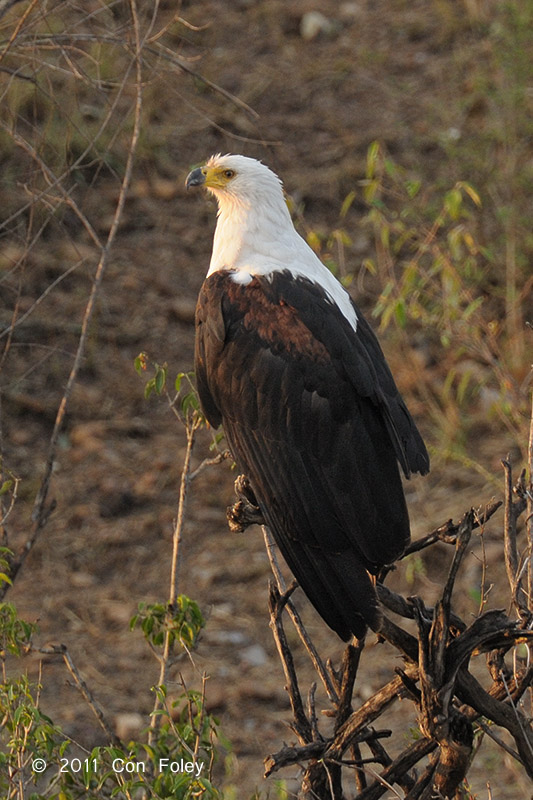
[195,269,428,640]
[275,275,429,477]
[351,313,430,478]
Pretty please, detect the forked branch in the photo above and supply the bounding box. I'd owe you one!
[228,465,533,797]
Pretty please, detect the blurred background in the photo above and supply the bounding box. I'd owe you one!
[1,1,532,796]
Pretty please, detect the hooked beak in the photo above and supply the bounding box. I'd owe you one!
[185,167,206,189]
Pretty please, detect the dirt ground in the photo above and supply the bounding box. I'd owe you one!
[2,1,532,797]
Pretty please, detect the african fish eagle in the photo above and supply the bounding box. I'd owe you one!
[186,154,429,641]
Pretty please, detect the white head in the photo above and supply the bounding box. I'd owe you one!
[185,154,358,329]
[186,153,290,219]
[186,154,295,271]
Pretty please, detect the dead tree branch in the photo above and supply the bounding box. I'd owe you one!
[229,464,533,797]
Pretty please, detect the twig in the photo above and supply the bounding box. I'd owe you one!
[188,450,231,482]
[238,475,531,795]
[0,0,37,42]
[147,298,205,742]
[476,718,523,766]
[40,644,121,746]
[268,579,313,744]
[456,669,533,777]
[0,260,85,343]
[262,525,339,704]
[335,642,363,731]
[169,415,201,604]
[265,729,393,778]
[264,740,329,777]
[378,614,419,663]
[326,664,419,760]
[358,764,405,800]
[231,485,338,705]
[377,583,466,631]
[357,739,437,800]
[500,672,533,760]
[503,458,519,588]
[0,471,19,528]
[0,0,143,598]
[407,514,475,798]
[10,32,259,120]
[378,500,502,584]
[400,501,502,560]
[526,391,533,714]
[502,459,529,619]
[404,754,439,800]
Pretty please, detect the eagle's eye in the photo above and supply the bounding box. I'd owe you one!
[223,169,235,179]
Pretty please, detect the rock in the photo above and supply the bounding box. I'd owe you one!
[114,712,144,741]
[206,629,249,646]
[300,11,333,41]
[339,2,362,19]
[70,571,96,589]
[240,644,268,667]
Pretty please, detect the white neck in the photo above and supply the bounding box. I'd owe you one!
[205,185,358,332]
[208,189,294,275]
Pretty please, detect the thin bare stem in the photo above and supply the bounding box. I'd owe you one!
[148,413,201,747]
[262,525,339,704]
[40,644,121,746]
[268,579,312,745]
[188,450,231,482]
[0,0,38,48]
[526,392,533,715]
[169,415,201,604]
[502,459,529,619]
[0,0,144,598]
[526,392,533,612]
[476,719,523,766]
[0,260,84,343]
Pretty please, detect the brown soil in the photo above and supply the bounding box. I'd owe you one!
[2,1,531,798]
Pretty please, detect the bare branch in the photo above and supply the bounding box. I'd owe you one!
[262,524,339,704]
[268,579,313,745]
[327,664,420,760]
[0,0,144,598]
[40,643,121,746]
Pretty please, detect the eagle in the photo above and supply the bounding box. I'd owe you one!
[186,154,429,641]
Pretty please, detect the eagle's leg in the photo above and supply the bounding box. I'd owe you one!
[226,475,264,532]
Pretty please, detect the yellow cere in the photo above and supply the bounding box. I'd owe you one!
[202,164,236,189]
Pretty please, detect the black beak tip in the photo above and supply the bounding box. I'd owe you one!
[185,167,205,190]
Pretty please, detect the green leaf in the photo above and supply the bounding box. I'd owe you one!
[394,300,407,328]
[144,378,156,399]
[175,372,185,392]
[154,365,167,395]
[134,352,148,376]
[406,179,421,198]
[362,257,377,275]
[0,480,13,496]
[339,190,356,219]
[384,158,397,178]
[306,230,322,252]
[444,187,463,220]
[463,296,484,319]
[366,140,380,179]
[458,181,481,207]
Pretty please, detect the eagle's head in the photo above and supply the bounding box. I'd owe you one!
[185,153,284,206]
